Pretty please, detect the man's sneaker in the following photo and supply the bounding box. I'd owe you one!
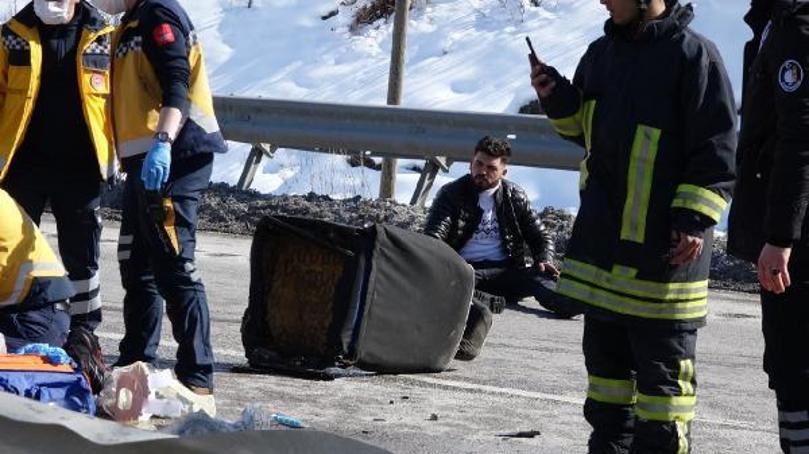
[63,327,108,394]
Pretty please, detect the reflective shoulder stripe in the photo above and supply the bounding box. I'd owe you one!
[621,124,661,243]
[671,184,728,223]
[635,393,696,422]
[587,375,637,405]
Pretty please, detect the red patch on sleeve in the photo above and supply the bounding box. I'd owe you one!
[152,24,176,47]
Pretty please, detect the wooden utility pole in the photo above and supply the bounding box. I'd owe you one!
[379,0,411,200]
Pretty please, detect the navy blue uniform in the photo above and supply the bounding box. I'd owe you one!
[728,1,809,452]
[113,0,226,391]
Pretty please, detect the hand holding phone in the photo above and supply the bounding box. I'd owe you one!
[527,36,556,99]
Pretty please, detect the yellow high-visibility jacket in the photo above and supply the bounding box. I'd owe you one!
[112,0,225,160]
[0,3,116,182]
[0,189,69,308]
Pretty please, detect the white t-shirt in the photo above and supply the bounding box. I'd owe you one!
[459,184,508,263]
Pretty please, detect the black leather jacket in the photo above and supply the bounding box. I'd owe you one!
[424,175,555,266]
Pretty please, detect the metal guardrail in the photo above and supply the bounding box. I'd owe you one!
[213,96,584,204]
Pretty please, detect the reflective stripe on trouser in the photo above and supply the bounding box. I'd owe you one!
[117,153,214,389]
[761,283,809,453]
[778,408,809,453]
[1,170,103,329]
[583,316,698,454]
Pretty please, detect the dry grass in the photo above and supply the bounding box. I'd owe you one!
[349,0,402,32]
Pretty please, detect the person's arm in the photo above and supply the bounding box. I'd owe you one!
[141,5,190,140]
[758,17,809,293]
[423,186,456,243]
[512,186,554,266]
[533,45,594,148]
[668,42,737,265]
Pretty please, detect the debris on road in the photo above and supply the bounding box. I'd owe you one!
[428,413,439,421]
[497,430,541,439]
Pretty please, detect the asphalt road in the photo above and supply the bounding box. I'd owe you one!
[40,215,781,453]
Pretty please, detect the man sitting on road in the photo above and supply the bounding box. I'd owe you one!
[0,189,74,352]
[424,136,578,360]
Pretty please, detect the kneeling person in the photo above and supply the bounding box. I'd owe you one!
[0,189,73,352]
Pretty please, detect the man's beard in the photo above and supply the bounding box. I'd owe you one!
[473,174,498,190]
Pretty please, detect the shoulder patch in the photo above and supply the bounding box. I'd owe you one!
[152,23,176,47]
[779,59,804,93]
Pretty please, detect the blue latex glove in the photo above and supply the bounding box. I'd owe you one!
[141,140,172,191]
[16,343,74,366]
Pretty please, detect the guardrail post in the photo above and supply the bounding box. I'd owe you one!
[237,143,276,191]
[380,0,412,200]
[410,156,449,208]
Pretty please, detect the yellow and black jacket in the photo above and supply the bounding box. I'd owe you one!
[0,189,72,309]
[112,0,226,162]
[0,2,116,181]
[541,2,737,326]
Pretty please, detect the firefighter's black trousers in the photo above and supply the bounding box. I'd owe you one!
[583,316,698,454]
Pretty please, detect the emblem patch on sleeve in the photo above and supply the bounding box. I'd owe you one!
[152,24,176,47]
[779,60,804,93]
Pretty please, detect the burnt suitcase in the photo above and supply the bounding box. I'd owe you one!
[241,215,474,373]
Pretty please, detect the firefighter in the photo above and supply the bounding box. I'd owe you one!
[727,1,809,451]
[530,0,737,451]
[0,189,74,352]
[93,0,227,395]
[0,0,116,333]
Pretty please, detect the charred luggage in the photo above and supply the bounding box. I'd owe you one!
[241,216,474,373]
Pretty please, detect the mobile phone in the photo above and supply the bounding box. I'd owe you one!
[526,36,541,67]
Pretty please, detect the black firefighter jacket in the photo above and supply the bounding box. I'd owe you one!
[541,2,737,326]
[728,1,809,268]
[424,174,555,267]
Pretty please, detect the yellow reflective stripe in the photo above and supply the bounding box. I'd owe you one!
[612,265,638,279]
[162,197,180,255]
[550,115,583,137]
[676,420,690,454]
[678,359,695,397]
[672,184,727,223]
[0,262,65,306]
[621,125,661,243]
[588,375,637,405]
[579,100,597,190]
[635,394,696,422]
[557,277,708,320]
[563,259,707,301]
[582,100,597,151]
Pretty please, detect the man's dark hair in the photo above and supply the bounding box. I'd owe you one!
[474,136,512,163]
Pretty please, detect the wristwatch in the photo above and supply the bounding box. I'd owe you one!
[154,131,174,144]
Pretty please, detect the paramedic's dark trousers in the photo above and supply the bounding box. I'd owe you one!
[2,166,103,332]
[116,153,214,390]
[583,316,698,454]
[0,279,71,352]
[761,256,809,453]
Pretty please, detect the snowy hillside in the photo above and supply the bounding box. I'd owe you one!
[189,0,749,211]
[5,0,750,211]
